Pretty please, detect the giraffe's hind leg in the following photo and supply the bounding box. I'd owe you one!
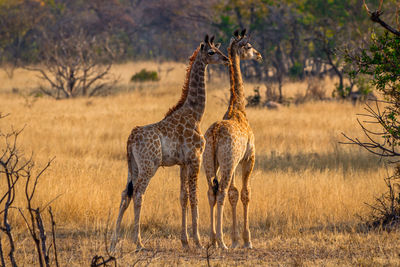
[215,168,234,250]
[228,173,239,248]
[188,162,202,248]
[132,160,159,250]
[207,186,217,247]
[203,135,218,247]
[180,165,190,248]
[241,153,255,249]
[110,160,138,251]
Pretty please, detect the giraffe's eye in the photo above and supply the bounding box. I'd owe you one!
[208,51,215,55]
[246,45,251,50]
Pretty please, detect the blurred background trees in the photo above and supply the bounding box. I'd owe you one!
[0,0,398,100]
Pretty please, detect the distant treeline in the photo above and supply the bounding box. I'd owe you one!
[0,0,397,95]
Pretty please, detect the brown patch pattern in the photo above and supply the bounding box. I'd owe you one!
[203,32,261,250]
[111,39,228,251]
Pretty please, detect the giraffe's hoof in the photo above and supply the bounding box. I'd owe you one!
[181,241,190,250]
[110,236,118,252]
[135,241,145,252]
[191,238,203,249]
[231,241,239,249]
[109,242,116,253]
[218,242,228,250]
[243,242,253,249]
[135,246,145,252]
[195,242,203,249]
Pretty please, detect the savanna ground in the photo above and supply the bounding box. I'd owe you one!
[1,62,400,266]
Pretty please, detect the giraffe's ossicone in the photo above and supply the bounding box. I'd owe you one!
[110,35,228,251]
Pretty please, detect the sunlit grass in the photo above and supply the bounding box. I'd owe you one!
[0,63,396,265]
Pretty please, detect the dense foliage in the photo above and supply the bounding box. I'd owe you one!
[346,32,400,155]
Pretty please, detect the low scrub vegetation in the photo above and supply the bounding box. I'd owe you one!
[130,69,160,82]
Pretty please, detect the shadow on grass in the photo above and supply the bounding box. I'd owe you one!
[256,148,384,173]
[252,218,389,238]
[119,221,181,240]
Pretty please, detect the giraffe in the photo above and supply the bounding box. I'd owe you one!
[110,35,229,251]
[203,29,262,249]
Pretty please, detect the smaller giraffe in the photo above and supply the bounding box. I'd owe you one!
[110,35,228,251]
[203,29,262,249]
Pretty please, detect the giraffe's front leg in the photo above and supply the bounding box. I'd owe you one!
[188,162,202,248]
[180,165,189,248]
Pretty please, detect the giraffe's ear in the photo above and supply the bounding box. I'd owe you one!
[200,43,205,50]
[204,35,209,44]
[241,28,247,37]
[210,35,215,44]
[215,43,221,49]
[233,29,239,38]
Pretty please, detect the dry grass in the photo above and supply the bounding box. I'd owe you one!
[0,62,399,266]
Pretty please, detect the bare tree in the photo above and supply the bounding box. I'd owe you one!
[18,158,54,267]
[0,114,58,266]
[0,114,21,267]
[27,29,118,99]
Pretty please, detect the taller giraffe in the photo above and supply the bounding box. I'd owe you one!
[111,35,229,250]
[203,29,262,249]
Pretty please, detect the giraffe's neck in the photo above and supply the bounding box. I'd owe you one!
[181,55,206,122]
[224,46,246,119]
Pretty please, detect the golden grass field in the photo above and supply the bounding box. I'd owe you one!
[1,62,400,266]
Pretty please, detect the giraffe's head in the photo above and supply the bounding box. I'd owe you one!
[200,35,229,65]
[230,29,262,62]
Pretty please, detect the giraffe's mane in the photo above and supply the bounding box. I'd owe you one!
[225,44,237,118]
[164,46,200,118]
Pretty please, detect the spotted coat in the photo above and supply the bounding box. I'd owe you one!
[110,36,228,251]
[203,30,262,249]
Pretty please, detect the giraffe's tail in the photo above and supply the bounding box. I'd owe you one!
[211,124,220,196]
[126,180,134,198]
[212,177,219,196]
[126,129,139,198]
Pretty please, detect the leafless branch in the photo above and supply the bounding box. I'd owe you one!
[363,0,400,36]
[397,3,400,30]
[205,242,215,267]
[0,120,28,267]
[35,208,50,267]
[48,207,59,267]
[90,255,116,267]
[340,101,400,162]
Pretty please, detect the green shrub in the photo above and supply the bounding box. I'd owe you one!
[130,69,160,82]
